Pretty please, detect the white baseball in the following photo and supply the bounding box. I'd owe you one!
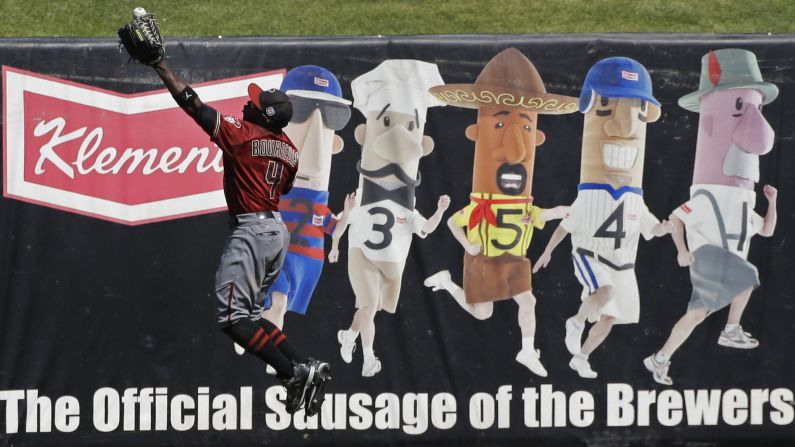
[132,7,147,18]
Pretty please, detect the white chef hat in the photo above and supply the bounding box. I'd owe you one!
[351,59,445,125]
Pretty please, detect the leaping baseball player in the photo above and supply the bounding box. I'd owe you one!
[643,49,779,386]
[534,57,673,379]
[117,10,330,416]
[335,60,450,377]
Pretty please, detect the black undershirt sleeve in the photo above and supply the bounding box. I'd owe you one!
[194,103,219,137]
[171,86,219,137]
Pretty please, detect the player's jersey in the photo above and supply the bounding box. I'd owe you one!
[210,112,299,215]
[279,187,338,260]
[348,193,427,263]
[452,193,543,257]
[672,184,764,260]
[561,183,658,267]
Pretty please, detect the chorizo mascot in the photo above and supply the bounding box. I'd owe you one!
[423,48,576,377]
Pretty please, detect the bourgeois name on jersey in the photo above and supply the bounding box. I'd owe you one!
[251,139,298,167]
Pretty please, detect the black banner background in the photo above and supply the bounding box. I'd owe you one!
[1,35,794,446]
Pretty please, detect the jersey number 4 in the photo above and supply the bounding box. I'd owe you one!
[264,161,284,199]
[594,202,626,249]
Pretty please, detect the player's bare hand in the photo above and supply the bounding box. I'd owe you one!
[437,195,451,212]
[533,251,552,273]
[764,185,778,201]
[465,243,482,256]
[344,192,357,212]
[328,248,340,263]
[677,250,694,267]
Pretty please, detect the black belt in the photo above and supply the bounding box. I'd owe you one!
[232,211,280,225]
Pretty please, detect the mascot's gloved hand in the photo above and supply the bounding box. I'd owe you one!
[117,8,164,66]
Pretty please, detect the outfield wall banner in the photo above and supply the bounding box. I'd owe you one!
[1,35,794,446]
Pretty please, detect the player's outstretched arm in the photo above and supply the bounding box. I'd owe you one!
[151,61,219,136]
[668,214,694,266]
[533,224,569,273]
[118,10,215,134]
[759,185,778,237]
[328,192,357,263]
[447,214,481,256]
[153,61,202,114]
[420,195,451,235]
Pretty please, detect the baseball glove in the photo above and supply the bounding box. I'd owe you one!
[117,12,164,66]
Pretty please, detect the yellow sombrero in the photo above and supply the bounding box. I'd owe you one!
[429,47,579,115]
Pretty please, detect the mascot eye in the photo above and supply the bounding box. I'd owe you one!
[640,99,647,111]
[383,116,390,127]
[495,122,504,129]
[735,97,743,111]
[408,121,415,131]
[600,97,609,107]
[523,125,532,132]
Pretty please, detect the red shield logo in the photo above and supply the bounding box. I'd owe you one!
[3,66,285,225]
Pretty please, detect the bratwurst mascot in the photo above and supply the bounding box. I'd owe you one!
[644,49,779,386]
[423,48,576,377]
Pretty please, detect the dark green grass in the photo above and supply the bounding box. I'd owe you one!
[0,0,793,37]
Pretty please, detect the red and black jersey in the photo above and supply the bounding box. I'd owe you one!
[208,111,299,215]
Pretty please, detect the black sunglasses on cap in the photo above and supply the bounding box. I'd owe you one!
[289,95,351,131]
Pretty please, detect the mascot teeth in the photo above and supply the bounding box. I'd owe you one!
[603,144,638,169]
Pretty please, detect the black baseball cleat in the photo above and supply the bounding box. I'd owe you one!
[281,362,316,414]
[304,360,332,417]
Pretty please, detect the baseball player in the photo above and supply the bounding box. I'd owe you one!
[534,57,672,379]
[118,12,329,416]
[643,49,779,386]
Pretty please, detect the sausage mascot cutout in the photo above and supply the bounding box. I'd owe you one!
[644,49,779,385]
[336,60,450,377]
[423,48,576,377]
[260,65,355,329]
[534,57,671,379]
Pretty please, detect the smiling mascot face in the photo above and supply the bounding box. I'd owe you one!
[580,93,660,188]
[576,57,662,189]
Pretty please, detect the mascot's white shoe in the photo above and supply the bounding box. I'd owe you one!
[423,270,451,291]
[362,356,382,377]
[338,330,357,364]
[515,348,548,377]
[718,326,759,349]
[564,317,584,356]
[569,354,598,379]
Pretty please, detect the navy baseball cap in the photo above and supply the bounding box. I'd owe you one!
[280,65,351,104]
[579,57,660,112]
[247,84,293,126]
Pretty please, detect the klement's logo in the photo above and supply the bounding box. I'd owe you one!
[2,66,285,225]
